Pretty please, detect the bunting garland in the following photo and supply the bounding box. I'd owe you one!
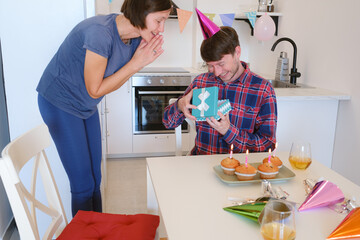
[245,11,257,28]
[203,13,216,22]
[176,9,237,34]
[219,13,235,27]
[176,9,193,33]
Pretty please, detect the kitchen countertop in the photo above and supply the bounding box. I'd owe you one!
[134,67,350,101]
[275,88,350,101]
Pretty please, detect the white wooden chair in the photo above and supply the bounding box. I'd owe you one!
[0,124,160,240]
[168,98,196,156]
[0,124,67,240]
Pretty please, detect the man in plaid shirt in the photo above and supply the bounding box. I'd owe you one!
[163,26,277,155]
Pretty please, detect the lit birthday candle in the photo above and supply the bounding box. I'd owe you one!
[245,149,249,167]
[268,148,272,163]
[273,142,278,157]
[230,144,233,159]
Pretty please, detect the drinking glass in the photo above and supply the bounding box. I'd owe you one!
[260,200,296,240]
[258,0,268,12]
[289,140,312,170]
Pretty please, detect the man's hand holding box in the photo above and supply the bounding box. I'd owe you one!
[192,86,232,121]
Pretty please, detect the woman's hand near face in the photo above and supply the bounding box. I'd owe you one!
[84,35,164,99]
[131,34,164,69]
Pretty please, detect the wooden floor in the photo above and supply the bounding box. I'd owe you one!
[105,157,168,239]
[104,157,147,214]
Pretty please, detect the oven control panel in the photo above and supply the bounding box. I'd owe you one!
[132,76,192,87]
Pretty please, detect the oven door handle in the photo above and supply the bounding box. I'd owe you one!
[138,91,185,95]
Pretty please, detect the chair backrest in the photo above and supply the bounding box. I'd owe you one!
[0,124,67,240]
[168,98,196,156]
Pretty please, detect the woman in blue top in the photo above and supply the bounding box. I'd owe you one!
[37,0,172,217]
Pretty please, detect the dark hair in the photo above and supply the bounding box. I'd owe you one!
[121,0,172,29]
[200,26,240,62]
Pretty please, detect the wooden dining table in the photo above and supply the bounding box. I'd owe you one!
[146,151,360,240]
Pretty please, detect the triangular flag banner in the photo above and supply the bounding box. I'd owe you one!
[108,0,112,3]
[245,11,257,28]
[204,13,216,22]
[176,8,193,33]
[298,181,344,212]
[219,13,235,27]
[327,207,360,239]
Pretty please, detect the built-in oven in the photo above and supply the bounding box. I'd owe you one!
[132,74,192,135]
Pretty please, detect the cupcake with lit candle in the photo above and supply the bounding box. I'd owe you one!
[221,144,240,175]
[235,164,257,181]
[221,157,240,175]
[262,156,283,168]
[257,162,279,179]
[234,149,257,180]
[263,143,282,168]
[258,149,279,179]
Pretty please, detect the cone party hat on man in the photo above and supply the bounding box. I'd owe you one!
[195,8,220,39]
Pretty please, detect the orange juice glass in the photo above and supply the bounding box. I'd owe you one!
[260,200,296,240]
[289,141,312,170]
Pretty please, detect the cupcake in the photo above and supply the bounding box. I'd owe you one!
[257,162,279,179]
[263,156,283,168]
[221,157,240,175]
[235,164,257,181]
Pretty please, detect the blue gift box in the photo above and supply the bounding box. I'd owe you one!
[192,87,232,121]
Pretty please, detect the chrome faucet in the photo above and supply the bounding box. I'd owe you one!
[271,37,301,84]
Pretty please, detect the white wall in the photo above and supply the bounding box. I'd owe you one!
[274,0,360,185]
[0,0,87,234]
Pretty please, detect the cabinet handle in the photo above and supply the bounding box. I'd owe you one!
[155,136,169,140]
[138,91,185,95]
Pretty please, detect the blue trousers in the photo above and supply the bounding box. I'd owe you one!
[38,94,102,216]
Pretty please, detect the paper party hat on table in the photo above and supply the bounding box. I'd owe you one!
[298,180,345,212]
[223,202,266,223]
[327,207,360,239]
[195,8,220,39]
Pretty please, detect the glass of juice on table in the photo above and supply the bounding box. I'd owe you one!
[289,140,312,170]
[260,200,296,240]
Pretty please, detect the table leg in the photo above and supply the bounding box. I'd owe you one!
[147,166,168,239]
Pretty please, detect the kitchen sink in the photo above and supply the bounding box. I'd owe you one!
[267,79,313,88]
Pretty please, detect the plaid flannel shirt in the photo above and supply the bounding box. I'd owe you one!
[163,62,277,155]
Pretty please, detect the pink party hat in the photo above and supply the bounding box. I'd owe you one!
[195,8,220,39]
[298,180,345,212]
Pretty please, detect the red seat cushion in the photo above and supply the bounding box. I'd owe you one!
[57,211,159,240]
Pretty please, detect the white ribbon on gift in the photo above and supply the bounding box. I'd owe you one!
[197,88,210,117]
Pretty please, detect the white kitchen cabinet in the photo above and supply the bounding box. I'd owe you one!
[106,80,133,155]
[133,133,192,154]
[274,88,350,168]
[276,99,339,168]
